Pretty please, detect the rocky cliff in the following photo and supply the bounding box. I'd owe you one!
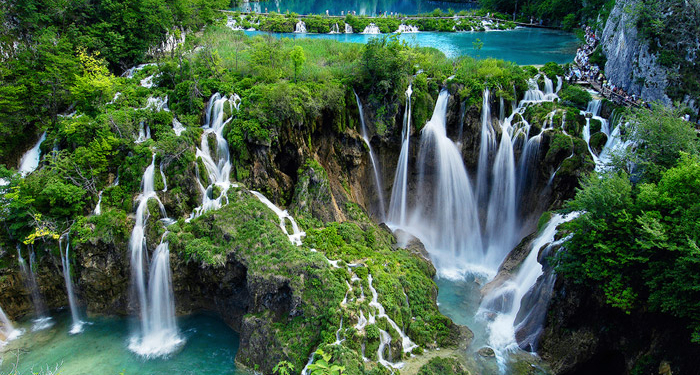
[600,0,700,109]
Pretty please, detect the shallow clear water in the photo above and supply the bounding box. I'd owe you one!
[0,312,239,375]
[235,0,478,16]
[244,28,577,65]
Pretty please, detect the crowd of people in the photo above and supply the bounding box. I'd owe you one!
[571,25,645,108]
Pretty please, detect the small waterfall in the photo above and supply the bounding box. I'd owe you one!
[94,191,103,215]
[388,85,412,227]
[396,24,419,33]
[329,23,340,34]
[189,93,240,220]
[226,17,244,31]
[499,97,505,122]
[172,117,186,136]
[555,76,563,93]
[354,91,386,221]
[59,233,84,334]
[19,131,47,176]
[129,235,182,357]
[0,305,20,344]
[543,76,554,95]
[294,20,307,33]
[159,162,168,192]
[362,23,381,34]
[344,23,353,33]
[250,191,305,246]
[479,212,580,370]
[17,246,52,330]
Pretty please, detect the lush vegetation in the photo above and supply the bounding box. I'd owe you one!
[555,104,700,342]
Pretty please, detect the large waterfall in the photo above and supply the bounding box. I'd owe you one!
[395,89,483,274]
[354,91,387,221]
[128,154,182,357]
[59,233,84,334]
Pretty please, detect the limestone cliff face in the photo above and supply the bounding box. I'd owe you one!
[600,0,672,105]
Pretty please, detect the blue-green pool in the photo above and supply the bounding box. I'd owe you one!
[244,28,578,65]
[0,312,240,375]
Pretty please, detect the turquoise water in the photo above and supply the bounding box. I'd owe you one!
[245,28,578,65]
[236,0,478,16]
[0,312,240,375]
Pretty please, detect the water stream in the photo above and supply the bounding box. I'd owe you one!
[19,132,47,176]
[354,91,387,221]
[59,233,84,334]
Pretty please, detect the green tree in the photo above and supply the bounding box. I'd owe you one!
[290,45,306,83]
[307,349,345,375]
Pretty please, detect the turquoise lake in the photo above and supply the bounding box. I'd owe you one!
[244,28,578,65]
[0,313,240,375]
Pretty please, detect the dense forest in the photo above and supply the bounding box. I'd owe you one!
[1,0,700,374]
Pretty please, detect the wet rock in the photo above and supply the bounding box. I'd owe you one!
[478,346,495,357]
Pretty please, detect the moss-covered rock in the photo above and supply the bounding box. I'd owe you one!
[417,357,469,375]
[589,132,608,155]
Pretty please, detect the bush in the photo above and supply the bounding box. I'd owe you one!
[559,85,592,110]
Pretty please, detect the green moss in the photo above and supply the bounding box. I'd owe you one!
[559,85,592,110]
[545,132,573,166]
[537,211,553,233]
[417,357,468,375]
[590,132,608,154]
[589,118,602,134]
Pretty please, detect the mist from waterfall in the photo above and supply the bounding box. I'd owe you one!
[0,305,20,344]
[17,246,53,331]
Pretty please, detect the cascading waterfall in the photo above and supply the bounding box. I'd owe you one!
[189,93,240,220]
[396,24,419,33]
[478,212,579,370]
[354,91,387,221]
[329,23,340,34]
[94,191,103,215]
[344,23,353,33]
[294,20,307,33]
[59,233,84,334]
[362,23,381,34]
[401,89,483,274]
[19,131,47,176]
[388,85,412,227]
[250,191,305,246]
[127,153,181,357]
[366,274,417,369]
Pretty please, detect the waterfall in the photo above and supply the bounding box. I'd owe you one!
[94,191,103,215]
[159,162,168,192]
[128,153,181,357]
[555,76,563,93]
[19,131,47,176]
[129,235,182,357]
[479,212,580,370]
[406,89,484,273]
[388,85,412,226]
[396,24,419,33]
[543,76,554,95]
[362,23,381,34]
[329,23,340,34]
[354,91,387,221]
[0,305,20,344]
[484,127,518,266]
[17,246,52,330]
[227,17,244,31]
[476,88,496,208]
[294,20,307,33]
[344,23,353,33]
[59,234,84,334]
[189,93,239,220]
[250,191,305,246]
